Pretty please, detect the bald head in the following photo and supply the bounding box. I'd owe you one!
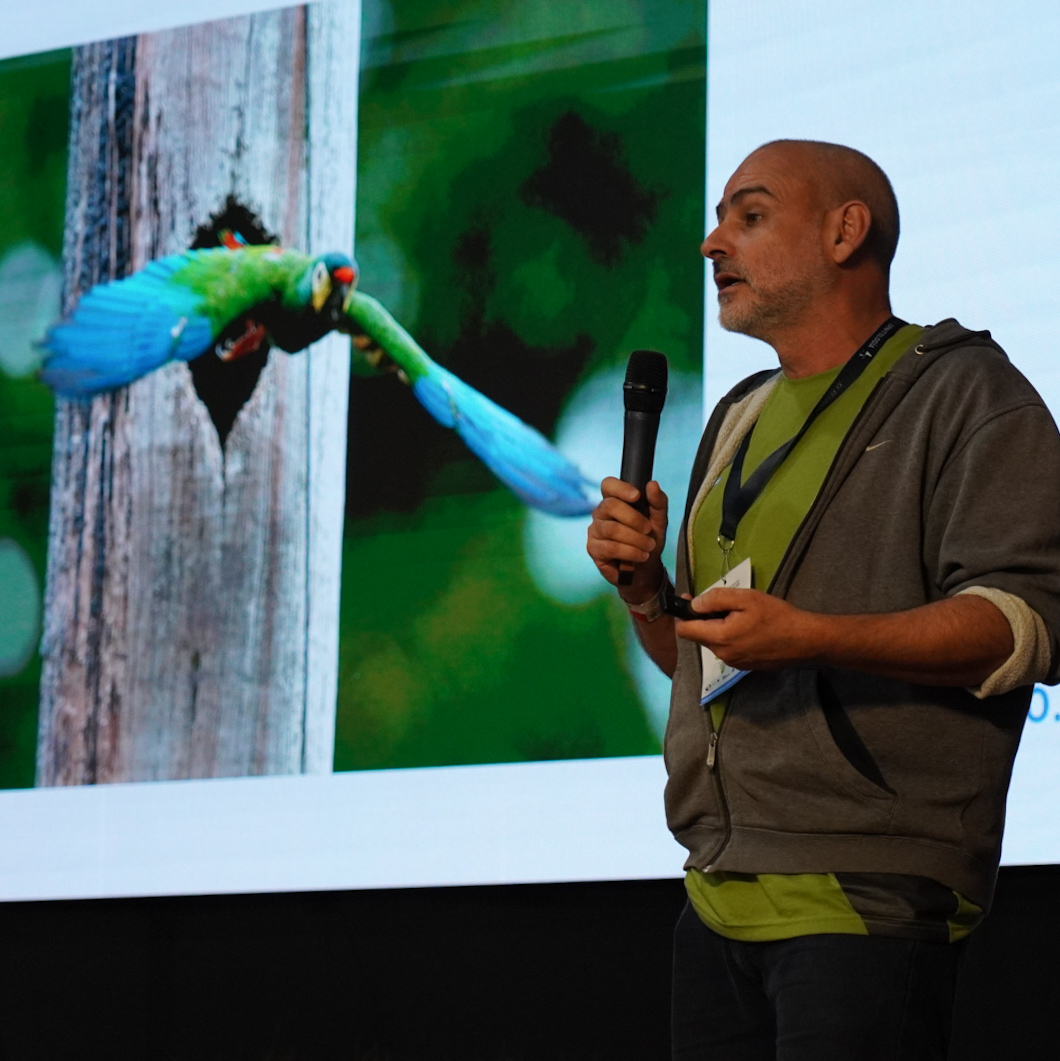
[752,140,900,273]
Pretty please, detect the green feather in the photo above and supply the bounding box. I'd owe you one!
[170,246,314,337]
[342,291,433,383]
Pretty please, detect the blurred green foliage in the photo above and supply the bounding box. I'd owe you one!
[0,49,69,788]
[336,0,705,770]
[336,492,652,769]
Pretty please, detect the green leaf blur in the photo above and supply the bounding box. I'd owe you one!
[335,0,705,771]
[0,49,69,788]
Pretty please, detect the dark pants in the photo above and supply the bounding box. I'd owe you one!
[671,901,964,1060]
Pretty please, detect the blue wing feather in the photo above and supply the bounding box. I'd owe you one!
[412,366,594,517]
[41,255,215,397]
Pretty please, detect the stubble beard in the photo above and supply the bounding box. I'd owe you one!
[718,251,831,343]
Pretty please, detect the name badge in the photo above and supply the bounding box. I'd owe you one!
[699,557,752,706]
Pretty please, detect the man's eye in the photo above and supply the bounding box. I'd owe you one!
[745,212,762,224]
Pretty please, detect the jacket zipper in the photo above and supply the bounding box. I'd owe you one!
[684,502,734,867]
[701,706,732,869]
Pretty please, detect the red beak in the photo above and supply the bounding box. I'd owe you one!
[333,266,356,284]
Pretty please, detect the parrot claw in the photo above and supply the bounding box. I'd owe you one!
[216,319,269,362]
[354,340,391,371]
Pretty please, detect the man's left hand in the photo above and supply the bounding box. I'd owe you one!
[675,587,820,670]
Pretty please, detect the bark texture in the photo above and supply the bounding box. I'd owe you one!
[37,3,360,784]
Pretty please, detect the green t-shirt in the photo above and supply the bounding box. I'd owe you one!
[685,324,981,943]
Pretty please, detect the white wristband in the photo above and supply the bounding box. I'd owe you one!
[623,574,672,623]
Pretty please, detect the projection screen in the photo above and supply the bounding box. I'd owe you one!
[0,0,1057,901]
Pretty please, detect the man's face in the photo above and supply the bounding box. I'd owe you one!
[702,146,831,341]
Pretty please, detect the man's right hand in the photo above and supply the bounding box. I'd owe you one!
[586,477,669,604]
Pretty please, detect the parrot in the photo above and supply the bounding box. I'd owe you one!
[40,242,595,516]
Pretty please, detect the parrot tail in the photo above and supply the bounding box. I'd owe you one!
[412,364,595,517]
[40,255,214,397]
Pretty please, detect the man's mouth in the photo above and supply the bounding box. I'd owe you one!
[714,272,744,293]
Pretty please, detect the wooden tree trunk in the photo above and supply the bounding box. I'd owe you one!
[37,2,360,784]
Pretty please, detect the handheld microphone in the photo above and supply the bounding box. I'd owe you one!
[617,350,667,586]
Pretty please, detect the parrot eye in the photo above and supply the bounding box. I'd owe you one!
[312,262,328,289]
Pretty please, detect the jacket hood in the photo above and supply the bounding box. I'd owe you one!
[912,317,1002,356]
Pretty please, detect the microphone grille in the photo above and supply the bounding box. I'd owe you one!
[623,349,668,413]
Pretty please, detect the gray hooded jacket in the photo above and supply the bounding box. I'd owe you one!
[664,320,1060,910]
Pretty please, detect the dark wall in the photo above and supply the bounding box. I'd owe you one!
[0,878,685,1061]
[950,864,1059,1059]
[0,867,1054,1061]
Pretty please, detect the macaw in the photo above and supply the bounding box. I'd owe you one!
[41,243,594,516]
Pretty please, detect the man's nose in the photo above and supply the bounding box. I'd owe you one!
[701,224,727,261]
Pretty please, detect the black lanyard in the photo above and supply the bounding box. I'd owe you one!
[718,316,905,554]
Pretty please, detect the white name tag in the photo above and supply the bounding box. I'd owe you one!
[699,557,752,706]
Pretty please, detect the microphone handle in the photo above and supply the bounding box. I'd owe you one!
[618,409,661,585]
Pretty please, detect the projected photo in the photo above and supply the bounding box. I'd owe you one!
[0,1,706,789]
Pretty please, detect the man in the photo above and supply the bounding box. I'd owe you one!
[586,140,1060,1060]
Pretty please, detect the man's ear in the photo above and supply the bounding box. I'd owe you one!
[828,200,872,265]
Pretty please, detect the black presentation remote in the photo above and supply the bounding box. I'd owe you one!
[663,592,728,622]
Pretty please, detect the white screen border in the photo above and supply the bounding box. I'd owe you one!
[0,0,1055,902]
